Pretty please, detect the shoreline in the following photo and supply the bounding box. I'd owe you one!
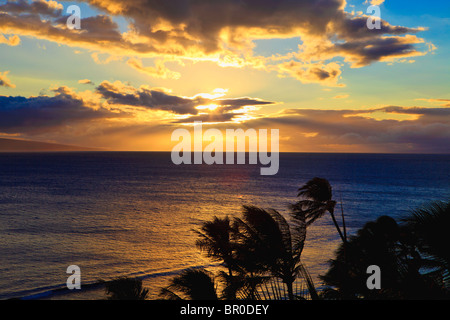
[3,264,222,301]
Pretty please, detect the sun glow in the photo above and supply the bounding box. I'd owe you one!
[196,104,220,111]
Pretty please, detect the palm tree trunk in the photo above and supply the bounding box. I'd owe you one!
[329,208,347,244]
[340,197,348,243]
[286,281,294,300]
[228,266,233,277]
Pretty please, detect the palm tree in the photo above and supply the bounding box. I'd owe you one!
[292,177,347,243]
[232,205,309,300]
[402,200,450,289]
[219,269,270,300]
[194,216,236,277]
[159,268,219,300]
[104,277,149,300]
[164,205,316,300]
[320,215,404,299]
[321,214,448,299]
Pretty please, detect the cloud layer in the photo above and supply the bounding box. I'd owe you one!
[0,1,445,152]
[0,82,448,153]
[96,80,274,118]
[0,86,123,134]
[246,106,450,153]
[0,0,433,85]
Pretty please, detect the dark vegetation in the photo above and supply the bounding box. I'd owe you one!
[104,178,450,300]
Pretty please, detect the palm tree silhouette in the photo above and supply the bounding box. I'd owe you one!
[292,177,347,243]
[321,214,449,299]
[159,268,219,300]
[104,277,149,300]
[232,205,311,300]
[194,216,236,277]
[170,205,316,300]
[402,200,450,289]
[321,215,404,299]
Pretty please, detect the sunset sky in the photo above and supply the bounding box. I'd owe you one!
[0,0,449,152]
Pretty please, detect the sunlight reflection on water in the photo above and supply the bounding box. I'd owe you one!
[0,152,448,299]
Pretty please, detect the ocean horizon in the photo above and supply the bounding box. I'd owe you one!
[1,152,449,300]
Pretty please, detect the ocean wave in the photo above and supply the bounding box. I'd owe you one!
[3,263,220,300]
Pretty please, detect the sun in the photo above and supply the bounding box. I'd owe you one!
[196,104,220,111]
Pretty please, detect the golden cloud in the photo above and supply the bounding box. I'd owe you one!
[127,58,181,80]
[0,34,20,46]
[0,70,15,88]
[0,0,433,85]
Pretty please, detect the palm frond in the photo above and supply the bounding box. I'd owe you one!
[160,268,219,300]
[194,216,233,261]
[104,277,149,300]
[297,177,333,202]
[159,287,183,300]
[402,200,450,287]
[298,263,319,300]
[267,208,293,258]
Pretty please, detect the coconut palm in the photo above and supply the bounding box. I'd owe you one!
[104,277,149,300]
[321,214,449,299]
[219,270,270,300]
[194,216,236,277]
[292,177,347,243]
[402,200,450,288]
[159,268,219,300]
[320,215,405,299]
[232,205,309,300]
[162,203,317,301]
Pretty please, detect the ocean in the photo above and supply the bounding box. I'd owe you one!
[0,152,449,300]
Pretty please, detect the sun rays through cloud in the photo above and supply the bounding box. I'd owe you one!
[0,0,448,152]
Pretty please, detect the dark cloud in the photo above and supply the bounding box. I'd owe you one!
[245,106,450,153]
[0,0,430,83]
[333,35,424,67]
[86,0,424,66]
[0,83,448,153]
[334,15,422,40]
[216,98,274,113]
[96,81,208,115]
[172,113,240,124]
[0,88,123,134]
[54,14,123,42]
[311,67,339,81]
[96,81,275,116]
[0,0,63,18]
[0,6,126,53]
[277,61,343,86]
[380,106,450,116]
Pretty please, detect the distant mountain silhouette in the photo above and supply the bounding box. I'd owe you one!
[0,138,101,152]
